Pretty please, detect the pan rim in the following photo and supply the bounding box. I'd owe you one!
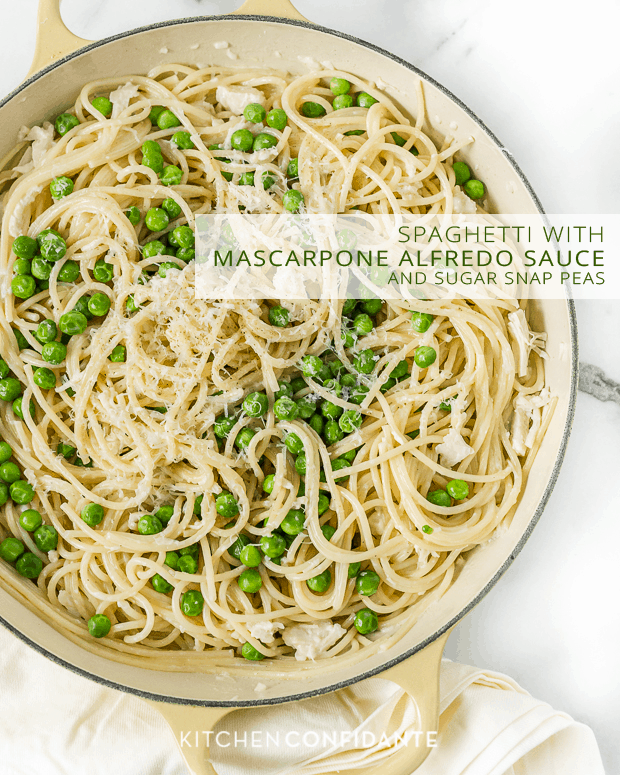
[0,12,579,708]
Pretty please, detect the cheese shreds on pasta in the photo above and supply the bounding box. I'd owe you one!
[0,64,553,673]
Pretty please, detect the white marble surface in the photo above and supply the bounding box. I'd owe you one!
[0,0,619,772]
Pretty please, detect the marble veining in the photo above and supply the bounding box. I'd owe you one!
[0,1,618,772]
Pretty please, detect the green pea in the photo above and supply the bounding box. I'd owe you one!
[356,569,380,596]
[126,206,141,225]
[446,479,469,500]
[12,235,38,260]
[106,344,126,364]
[414,346,437,369]
[354,349,376,374]
[411,311,434,333]
[269,305,289,327]
[0,483,7,505]
[0,461,20,483]
[339,409,362,434]
[0,442,12,464]
[137,515,163,535]
[348,384,369,405]
[149,105,165,124]
[37,230,66,262]
[181,589,204,617]
[0,362,7,382]
[56,260,80,283]
[333,94,354,110]
[345,129,366,136]
[307,568,331,593]
[33,367,56,390]
[34,524,58,552]
[157,109,181,130]
[88,613,111,638]
[177,247,195,262]
[50,176,74,200]
[299,355,322,379]
[274,379,293,400]
[55,113,80,136]
[239,544,262,568]
[464,179,485,200]
[42,342,67,365]
[147,507,172,530]
[241,392,267,418]
[323,420,343,445]
[0,379,22,403]
[0,537,25,562]
[57,442,76,459]
[453,161,471,186]
[242,641,265,660]
[279,509,304,536]
[361,298,382,315]
[230,128,253,152]
[10,480,35,505]
[356,92,378,108]
[171,130,194,150]
[87,293,111,317]
[171,225,194,249]
[309,414,324,434]
[216,492,239,518]
[296,396,317,419]
[408,430,420,440]
[237,567,262,593]
[145,207,170,232]
[235,428,256,449]
[287,158,299,178]
[260,474,275,495]
[427,489,451,508]
[294,454,306,476]
[321,524,336,542]
[260,533,286,558]
[273,397,299,421]
[422,524,433,535]
[59,311,87,336]
[348,561,361,578]
[164,551,179,570]
[315,494,330,517]
[229,534,251,562]
[330,77,351,96]
[180,543,200,560]
[380,377,396,394]
[290,377,307,394]
[340,328,355,349]
[321,401,343,421]
[141,140,164,174]
[81,502,104,527]
[13,329,29,350]
[142,240,165,259]
[353,313,373,336]
[178,554,198,574]
[214,414,237,438]
[13,258,31,276]
[266,108,287,130]
[12,396,35,420]
[161,165,183,186]
[282,190,304,212]
[253,132,278,151]
[151,574,173,594]
[284,432,304,455]
[239,102,265,124]
[90,96,112,117]
[354,608,378,634]
[11,275,36,300]
[301,102,326,118]
[16,552,43,578]
[73,457,92,467]
[19,509,42,532]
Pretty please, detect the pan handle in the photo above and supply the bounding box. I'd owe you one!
[28,0,92,78]
[233,0,310,22]
[150,629,450,775]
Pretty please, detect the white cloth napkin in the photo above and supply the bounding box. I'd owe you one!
[0,626,603,775]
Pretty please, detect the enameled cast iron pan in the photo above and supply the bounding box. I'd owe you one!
[0,1,578,772]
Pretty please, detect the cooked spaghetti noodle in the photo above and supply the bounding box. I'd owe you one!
[0,64,553,672]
